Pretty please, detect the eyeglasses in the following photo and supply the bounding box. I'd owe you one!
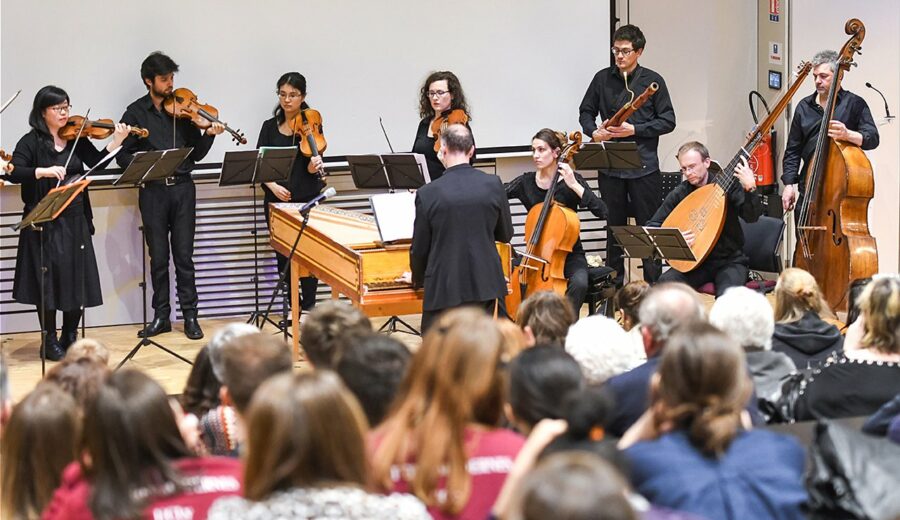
[610,47,636,57]
[276,92,302,100]
[48,104,71,114]
[427,90,450,99]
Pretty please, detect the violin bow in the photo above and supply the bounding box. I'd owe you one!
[0,90,22,114]
[58,108,91,188]
[378,116,395,153]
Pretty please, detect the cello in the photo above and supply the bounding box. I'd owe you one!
[661,59,812,272]
[793,18,876,312]
[506,131,583,319]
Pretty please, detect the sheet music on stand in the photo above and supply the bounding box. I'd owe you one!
[14,180,92,231]
[573,141,642,171]
[609,225,696,263]
[370,192,415,243]
[113,148,194,186]
[347,153,429,191]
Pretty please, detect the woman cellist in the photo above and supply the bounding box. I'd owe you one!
[412,71,472,181]
[505,128,607,313]
[257,72,326,313]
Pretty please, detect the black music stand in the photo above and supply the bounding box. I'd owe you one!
[610,225,695,283]
[114,148,194,370]
[573,141,642,171]
[15,180,92,375]
[347,153,429,192]
[219,147,296,333]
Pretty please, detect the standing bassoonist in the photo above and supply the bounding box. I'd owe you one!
[598,80,659,132]
[660,60,813,273]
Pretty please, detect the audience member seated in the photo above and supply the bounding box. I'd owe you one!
[43,356,109,411]
[335,334,411,428]
[771,268,843,368]
[1,384,78,519]
[863,393,900,444]
[42,370,243,519]
[566,315,643,384]
[540,386,623,463]
[604,283,706,437]
[506,345,584,435]
[218,332,293,425]
[843,276,872,332]
[496,318,529,362]
[621,323,808,520]
[794,275,900,421]
[614,281,651,362]
[516,291,575,347]
[208,371,429,519]
[64,338,110,366]
[371,308,525,519]
[710,287,795,401]
[300,300,373,368]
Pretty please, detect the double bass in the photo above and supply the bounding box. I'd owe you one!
[793,18,877,311]
[506,132,582,319]
[661,60,813,273]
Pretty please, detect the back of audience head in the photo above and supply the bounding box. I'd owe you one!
[774,267,832,323]
[496,318,529,362]
[614,281,650,331]
[43,356,109,411]
[373,308,505,514]
[507,345,583,434]
[846,277,872,326]
[710,286,774,351]
[858,275,900,354]
[181,346,222,418]
[505,452,637,520]
[82,369,192,519]
[219,332,293,415]
[638,282,705,357]
[300,300,372,368]
[1,383,78,519]
[207,322,259,382]
[651,322,752,457]
[335,334,411,427]
[540,385,625,471]
[565,315,638,384]
[64,338,110,365]
[516,290,575,347]
[243,371,369,501]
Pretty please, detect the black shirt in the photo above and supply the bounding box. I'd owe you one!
[117,94,215,176]
[411,117,476,182]
[505,171,607,254]
[578,65,676,179]
[256,117,324,203]
[647,170,761,260]
[782,89,879,186]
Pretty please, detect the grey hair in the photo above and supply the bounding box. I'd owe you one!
[709,286,774,351]
[440,123,474,154]
[637,283,705,347]
[811,50,839,73]
[208,322,260,381]
[565,315,643,384]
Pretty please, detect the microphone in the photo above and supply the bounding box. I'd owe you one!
[298,187,337,214]
[865,82,894,120]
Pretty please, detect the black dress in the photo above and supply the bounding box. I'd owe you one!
[505,171,607,311]
[256,117,325,309]
[9,130,107,311]
[794,355,900,421]
[411,116,476,182]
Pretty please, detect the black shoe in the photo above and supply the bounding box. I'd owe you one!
[137,317,172,338]
[277,318,293,329]
[184,316,204,340]
[60,330,79,352]
[41,338,65,361]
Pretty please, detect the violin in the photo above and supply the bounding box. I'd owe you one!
[0,149,13,174]
[59,116,149,140]
[429,108,469,152]
[288,108,328,177]
[163,87,247,144]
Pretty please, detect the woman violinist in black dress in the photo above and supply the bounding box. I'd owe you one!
[412,71,472,181]
[257,72,326,312]
[505,128,608,313]
[9,86,130,360]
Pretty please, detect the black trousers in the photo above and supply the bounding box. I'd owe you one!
[263,199,318,311]
[658,252,749,297]
[37,307,82,340]
[421,298,507,336]
[598,171,662,284]
[565,252,589,314]
[138,180,198,319]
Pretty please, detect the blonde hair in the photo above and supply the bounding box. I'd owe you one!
[65,338,110,365]
[858,275,900,354]
[774,268,831,323]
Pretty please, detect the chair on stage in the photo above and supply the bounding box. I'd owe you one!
[697,215,785,296]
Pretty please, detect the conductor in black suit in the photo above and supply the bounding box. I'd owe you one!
[410,124,514,333]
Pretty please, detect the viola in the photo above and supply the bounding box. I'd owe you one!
[163,87,247,144]
[288,108,328,177]
[0,149,13,174]
[429,108,469,152]
[59,115,149,140]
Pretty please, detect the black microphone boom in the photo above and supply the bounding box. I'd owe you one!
[865,82,894,119]
[299,187,337,214]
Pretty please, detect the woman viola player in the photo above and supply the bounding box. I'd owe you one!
[9,86,130,360]
[412,70,472,181]
[257,72,326,312]
[505,128,608,313]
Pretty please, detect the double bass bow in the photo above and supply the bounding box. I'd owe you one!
[793,18,876,311]
[660,59,813,273]
[163,87,247,144]
[506,131,583,320]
